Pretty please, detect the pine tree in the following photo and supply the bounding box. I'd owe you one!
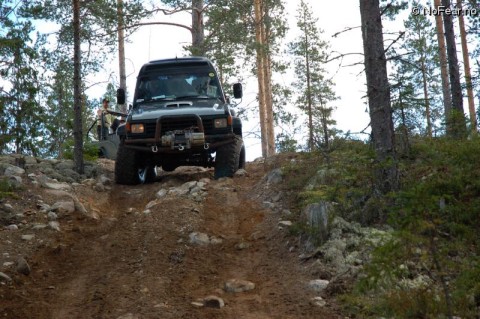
[359,0,398,194]
[0,1,47,155]
[289,0,337,151]
[392,2,443,138]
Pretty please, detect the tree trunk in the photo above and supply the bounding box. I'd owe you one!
[264,42,275,156]
[442,0,467,138]
[359,0,398,194]
[191,0,205,56]
[320,97,329,149]
[433,0,452,128]
[117,0,127,113]
[73,0,84,174]
[457,0,476,133]
[254,0,269,158]
[420,58,432,137]
[304,26,314,151]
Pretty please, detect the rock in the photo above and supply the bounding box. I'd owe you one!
[308,279,329,292]
[263,201,275,210]
[265,168,283,184]
[209,236,223,245]
[234,169,248,177]
[50,200,75,214]
[155,189,168,199]
[5,224,18,231]
[224,279,255,293]
[8,175,23,187]
[16,257,31,275]
[94,183,106,192]
[204,295,225,308]
[21,234,35,241]
[81,178,97,186]
[310,296,326,307]
[37,202,51,213]
[32,224,48,230]
[0,272,12,283]
[191,301,204,307]
[37,175,72,191]
[278,220,292,227]
[47,211,58,220]
[2,203,14,213]
[146,200,161,209]
[303,201,334,242]
[99,174,112,185]
[189,232,210,245]
[305,168,337,191]
[4,165,25,176]
[3,261,14,267]
[49,221,61,231]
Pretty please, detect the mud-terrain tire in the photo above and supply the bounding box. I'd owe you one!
[99,146,110,159]
[239,144,246,169]
[214,135,244,179]
[115,144,156,185]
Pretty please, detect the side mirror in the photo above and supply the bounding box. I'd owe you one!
[117,88,126,105]
[233,83,243,99]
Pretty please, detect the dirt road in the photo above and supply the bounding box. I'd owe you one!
[1,160,342,318]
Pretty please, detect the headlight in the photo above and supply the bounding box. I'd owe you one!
[131,123,145,133]
[214,118,227,128]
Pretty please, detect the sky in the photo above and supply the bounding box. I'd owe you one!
[84,0,369,161]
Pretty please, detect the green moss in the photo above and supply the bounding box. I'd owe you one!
[0,177,17,199]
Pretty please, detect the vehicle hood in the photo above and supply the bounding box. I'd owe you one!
[130,99,228,121]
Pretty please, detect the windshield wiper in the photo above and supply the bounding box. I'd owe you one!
[136,96,176,103]
[174,95,212,100]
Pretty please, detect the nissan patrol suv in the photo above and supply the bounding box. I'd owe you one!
[114,57,245,184]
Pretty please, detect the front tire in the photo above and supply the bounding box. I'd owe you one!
[214,135,244,179]
[115,144,155,185]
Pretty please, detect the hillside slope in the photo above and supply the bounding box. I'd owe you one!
[0,157,343,318]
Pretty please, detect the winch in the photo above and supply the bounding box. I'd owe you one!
[161,129,205,150]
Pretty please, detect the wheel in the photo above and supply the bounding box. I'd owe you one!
[214,135,244,179]
[115,143,156,185]
[99,147,109,159]
[239,144,246,169]
[137,165,156,184]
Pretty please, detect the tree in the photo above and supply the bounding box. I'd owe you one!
[154,0,286,158]
[433,0,452,125]
[0,1,46,155]
[289,0,337,151]
[456,0,476,132]
[72,0,84,174]
[21,0,144,171]
[441,0,467,138]
[392,3,443,138]
[359,0,398,194]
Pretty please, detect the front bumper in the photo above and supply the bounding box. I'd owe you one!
[123,114,236,153]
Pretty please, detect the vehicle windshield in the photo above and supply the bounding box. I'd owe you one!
[135,68,223,104]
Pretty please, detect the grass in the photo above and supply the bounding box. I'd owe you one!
[279,137,480,318]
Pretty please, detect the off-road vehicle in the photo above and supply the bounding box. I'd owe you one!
[114,57,245,184]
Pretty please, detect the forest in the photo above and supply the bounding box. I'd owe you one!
[1,0,480,317]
